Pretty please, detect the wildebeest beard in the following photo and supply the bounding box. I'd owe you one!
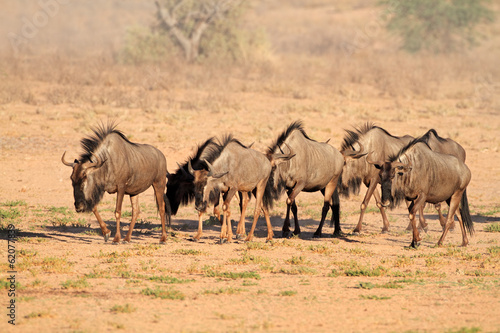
[384,186,406,210]
[207,188,220,206]
[77,181,105,213]
[166,178,195,215]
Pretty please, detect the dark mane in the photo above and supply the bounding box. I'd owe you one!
[267,120,315,155]
[179,137,220,171]
[79,122,134,162]
[204,134,249,163]
[388,136,432,162]
[341,122,397,151]
[420,129,447,143]
[167,138,219,215]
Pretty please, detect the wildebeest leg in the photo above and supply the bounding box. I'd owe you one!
[353,181,377,234]
[92,207,111,242]
[193,211,204,241]
[263,206,274,241]
[330,188,341,236]
[236,191,250,239]
[246,180,270,242]
[286,183,304,236]
[407,196,425,248]
[213,194,222,225]
[418,204,429,232]
[123,195,139,243]
[438,191,466,246]
[112,190,126,243]
[314,179,338,238]
[372,189,390,233]
[291,201,299,235]
[435,203,455,232]
[282,189,293,238]
[220,188,237,243]
[152,181,168,244]
[407,203,429,232]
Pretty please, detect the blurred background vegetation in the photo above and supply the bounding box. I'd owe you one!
[0,0,498,107]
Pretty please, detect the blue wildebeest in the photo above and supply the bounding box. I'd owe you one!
[61,123,170,243]
[191,135,293,243]
[369,138,473,248]
[267,121,344,238]
[340,123,413,234]
[413,129,467,231]
[166,137,251,241]
[166,137,222,241]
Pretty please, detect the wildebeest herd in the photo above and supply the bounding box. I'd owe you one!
[61,121,473,248]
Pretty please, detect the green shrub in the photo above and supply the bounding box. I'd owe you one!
[381,0,495,53]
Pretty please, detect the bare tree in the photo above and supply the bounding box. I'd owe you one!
[155,0,242,62]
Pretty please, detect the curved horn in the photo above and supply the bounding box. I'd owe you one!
[188,160,195,175]
[365,151,376,164]
[366,152,386,170]
[87,153,103,169]
[343,142,367,158]
[204,159,214,177]
[61,151,76,167]
[283,142,295,158]
[357,142,365,154]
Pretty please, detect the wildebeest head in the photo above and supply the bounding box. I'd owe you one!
[62,151,106,213]
[189,160,227,212]
[367,154,412,207]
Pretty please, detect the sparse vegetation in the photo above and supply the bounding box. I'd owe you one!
[141,286,185,300]
[484,223,500,233]
[203,287,246,295]
[110,304,136,313]
[278,290,297,297]
[61,277,90,289]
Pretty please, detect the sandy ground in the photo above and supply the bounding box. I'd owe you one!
[0,94,499,333]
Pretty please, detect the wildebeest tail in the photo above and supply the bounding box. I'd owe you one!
[263,177,275,210]
[263,170,284,210]
[330,187,340,228]
[459,188,474,236]
[338,174,362,198]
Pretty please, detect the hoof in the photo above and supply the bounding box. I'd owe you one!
[122,240,130,244]
[381,229,389,234]
[236,234,246,240]
[312,233,321,239]
[282,231,293,239]
[191,237,200,243]
[352,231,361,236]
[405,242,420,249]
[112,241,120,245]
[218,238,227,245]
[103,231,111,242]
